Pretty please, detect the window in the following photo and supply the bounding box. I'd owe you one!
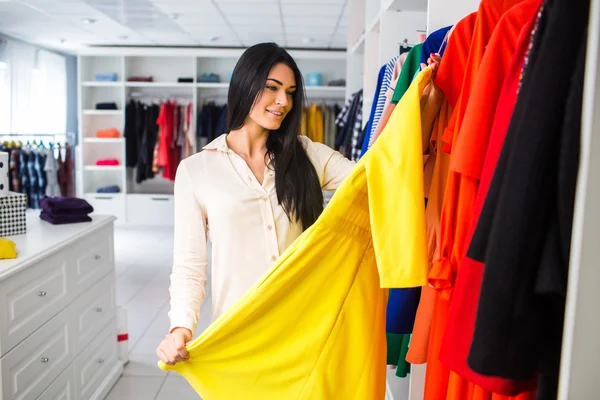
[1,40,67,135]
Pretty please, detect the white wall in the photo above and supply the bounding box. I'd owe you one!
[427,0,480,34]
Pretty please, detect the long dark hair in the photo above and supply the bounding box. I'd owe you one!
[227,42,323,230]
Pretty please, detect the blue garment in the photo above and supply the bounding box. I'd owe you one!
[386,287,422,334]
[96,185,121,193]
[95,73,118,82]
[368,56,399,149]
[359,66,385,158]
[420,25,453,66]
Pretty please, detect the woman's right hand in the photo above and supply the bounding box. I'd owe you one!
[156,327,192,365]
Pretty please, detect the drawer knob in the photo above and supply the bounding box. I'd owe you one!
[41,357,49,363]
[38,291,47,297]
[97,358,104,364]
[94,255,101,260]
[95,307,103,313]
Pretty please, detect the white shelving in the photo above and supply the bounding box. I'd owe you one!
[82,110,123,115]
[83,138,124,144]
[82,81,123,87]
[83,166,125,171]
[78,48,347,225]
[125,82,195,88]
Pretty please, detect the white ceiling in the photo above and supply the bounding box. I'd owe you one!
[0,0,349,52]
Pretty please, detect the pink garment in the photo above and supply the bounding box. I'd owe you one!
[95,159,120,166]
[369,53,408,147]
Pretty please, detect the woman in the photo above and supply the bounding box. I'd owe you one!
[156,42,355,366]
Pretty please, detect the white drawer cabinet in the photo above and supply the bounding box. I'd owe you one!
[0,249,71,356]
[74,320,119,400]
[0,309,72,400]
[72,226,114,296]
[127,194,174,225]
[0,212,123,400]
[72,272,116,353]
[84,193,126,223]
[37,365,75,400]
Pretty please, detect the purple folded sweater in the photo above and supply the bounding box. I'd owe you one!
[39,196,94,215]
[40,211,92,225]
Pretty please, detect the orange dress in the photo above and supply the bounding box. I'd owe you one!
[425,0,533,399]
[405,11,478,366]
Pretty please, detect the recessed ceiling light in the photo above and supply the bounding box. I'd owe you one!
[170,13,179,20]
[59,38,66,44]
[302,37,315,44]
[118,35,128,40]
[82,18,97,24]
[208,36,220,42]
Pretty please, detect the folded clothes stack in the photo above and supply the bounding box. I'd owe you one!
[0,238,17,259]
[96,102,119,110]
[96,128,121,138]
[96,185,121,193]
[95,73,118,82]
[127,76,153,82]
[96,159,120,166]
[39,196,94,225]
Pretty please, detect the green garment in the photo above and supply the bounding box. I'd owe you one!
[391,44,424,105]
[386,333,411,378]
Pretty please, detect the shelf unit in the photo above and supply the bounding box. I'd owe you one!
[77,48,347,225]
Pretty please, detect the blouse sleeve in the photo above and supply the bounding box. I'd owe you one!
[168,160,209,336]
[299,135,356,191]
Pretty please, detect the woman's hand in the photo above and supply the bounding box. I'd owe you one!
[421,53,442,79]
[156,327,192,365]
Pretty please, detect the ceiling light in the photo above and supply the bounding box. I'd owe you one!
[59,38,66,44]
[118,35,128,40]
[208,36,220,42]
[170,13,179,20]
[82,18,97,24]
[302,37,315,44]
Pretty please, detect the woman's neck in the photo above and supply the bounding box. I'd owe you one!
[227,121,269,158]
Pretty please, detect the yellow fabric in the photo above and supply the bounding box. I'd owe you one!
[307,104,324,143]
[0,238,17,259]
[158,69,432,399]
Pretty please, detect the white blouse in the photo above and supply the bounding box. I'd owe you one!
[169,134,355,335]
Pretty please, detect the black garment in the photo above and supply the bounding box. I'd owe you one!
[466,0,589,396]
[135,103,160,184]
[35,150,47,200]
[178,77,193,83]
[197,103,227,143]
[95,102,118,110]
[335,90,362,151]
[125,100,139,167]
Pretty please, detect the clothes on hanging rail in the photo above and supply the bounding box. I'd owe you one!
[301,103,340,148]
[1,140,72,208]
[335,90,363,161]
[197,102,227,144]
[125,99,192,184]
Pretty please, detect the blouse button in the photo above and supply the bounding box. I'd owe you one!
[262,196,268,202]
[271,255,277,261]
[267,225,273,230]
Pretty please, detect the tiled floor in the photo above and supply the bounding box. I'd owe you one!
[104,224,410,400]
[105,225,210,400]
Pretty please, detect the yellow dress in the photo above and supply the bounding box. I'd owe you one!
[159,69,432,399]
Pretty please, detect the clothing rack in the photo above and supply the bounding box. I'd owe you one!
[1,132,76,146]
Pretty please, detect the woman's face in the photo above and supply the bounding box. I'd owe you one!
[247,63,297,131]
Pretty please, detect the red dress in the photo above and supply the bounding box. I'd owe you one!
[439,1,541,396]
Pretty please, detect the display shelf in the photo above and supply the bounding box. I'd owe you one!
[124,82,195,88]
[79,50,347,225]
[197,82,230,89]
[83,138,124,144]
[83,110,123,116]
[82,81,123,87]
[83,165,125,171]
